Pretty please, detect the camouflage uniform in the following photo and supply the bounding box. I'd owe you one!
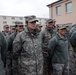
[6,32,17,75]
[2,25,11,39]
[70,30,76,75]
[6,21,24,75]
[69,25,76,36]
[13,27,43,75]
[0,32,7,75]
[48,25,70,75]
[52,63,69,75]
[40,25,56,75]
[2,31,11,39]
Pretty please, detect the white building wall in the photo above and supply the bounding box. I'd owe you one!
[0,15,48,31]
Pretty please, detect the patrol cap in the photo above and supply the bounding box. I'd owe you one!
[27,16,38,22]
[57,24,66,30]
[36,24,43,27]
[46,19,54,23]
[4,25,9,28]
[15,22,24,26]
[72,24,76,27]
[65,24,69,27]
[53,19,56,22]
[10,25,15,29]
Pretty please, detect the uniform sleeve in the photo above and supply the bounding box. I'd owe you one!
[48,38,57,59]
[70,31,76,50]
[0,32,7,67]
[40,31,47,49]
[7,35,14,58]
[13,33,22,60]
[12,33,22,74]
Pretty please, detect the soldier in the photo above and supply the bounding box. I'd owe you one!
[40,19,56,75]
[12,16,43,75]
[0,32,7,75]
[6,22,24,75]
[70,30,76,75]
[10,25,16,34]
[69,24,76,36]
[48,24,70,75]
[2,25,11,38]
[36,24,43,33]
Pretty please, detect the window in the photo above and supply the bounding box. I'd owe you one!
[19,17,23,20]
[66,2,72,13]
[56,6,61,15]
[11,17,15,20]
[3,16,6,20]
[3,21,7,24]
[12,21,15,24]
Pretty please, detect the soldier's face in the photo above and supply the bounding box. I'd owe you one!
[16,25,24,32]
[37,26,42,31]
[28,21,36,30]
[10,28,15,33]
[4,27,9,32]
[58,28,66,36]
[46,22,54,28]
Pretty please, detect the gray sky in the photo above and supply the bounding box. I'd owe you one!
[0,0,57,18]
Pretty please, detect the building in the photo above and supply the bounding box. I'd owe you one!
[0,15,25,31]
[0,15,47,31]
[47,0,76,26]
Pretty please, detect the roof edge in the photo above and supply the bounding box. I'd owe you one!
[47,0,65,7]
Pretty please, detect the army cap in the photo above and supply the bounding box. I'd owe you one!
[10,25,15,28]
[46,19,54,23]
[15,21,23,26]
[58,24,66,30]
[4,25,9,28]
[27,16,38,22]
[65,24,69,27]
[36,24,43,27]
[72,24,76,27]
[53,19,56,22]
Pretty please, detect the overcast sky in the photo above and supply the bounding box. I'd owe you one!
[0,0,57,18]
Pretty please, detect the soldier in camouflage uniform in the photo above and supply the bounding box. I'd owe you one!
[36,24,43,33]
[70,30,76,75]
[6,22,24,75]
[0,32,7,75]
[40,19,56,75]
[12,16,43,75]
[48,24,70,75]
[69,24,76,36]
[2,25,11,38]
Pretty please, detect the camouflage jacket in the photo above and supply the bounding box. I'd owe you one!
[13,28,43,75]
[48,33,70,63]
[0,32,7,75]
[7,32,17,59]
[5,32,17,75]
[40,26,56,53]
[2,31,11,39]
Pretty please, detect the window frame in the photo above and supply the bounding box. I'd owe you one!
[56,5,61,15]
[3,16,7,20]
[3,21,7,24]
[66,2,72,13]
